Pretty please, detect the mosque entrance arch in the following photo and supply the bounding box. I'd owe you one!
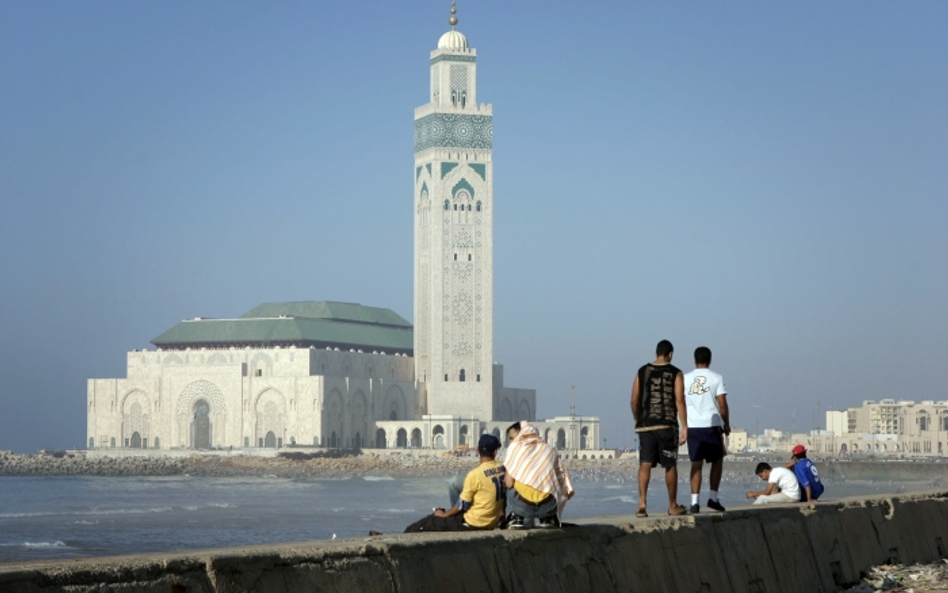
[397,428,408,448]
[264,431,277,448]
[376,428,386,449]
[130,432,142,449]
[192,400,211,449]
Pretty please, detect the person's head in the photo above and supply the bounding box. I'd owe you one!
[791,445,807,460]
[477,434,502,459]
[506,422,521,444]
[694,346,712,367]
[755,462,772,480]
[656,340,674,362]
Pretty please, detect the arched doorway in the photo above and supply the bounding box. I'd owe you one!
[376,428,386,449]
[411,428,422,448]
[397,428,408,448]
[492,428,501,441]
[432,425,445,449]
[264,430,277,448]
[192,400,211,449]
[581,426,589,450]
[556,429,566,450]
[460,425,469,445]
[130,431,142,449]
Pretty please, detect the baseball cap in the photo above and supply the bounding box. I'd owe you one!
[791,445,806,456]
[478,434,501,455]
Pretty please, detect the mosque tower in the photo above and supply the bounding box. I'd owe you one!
[413,3,494,420]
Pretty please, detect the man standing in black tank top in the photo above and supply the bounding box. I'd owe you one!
[630,339,689,517]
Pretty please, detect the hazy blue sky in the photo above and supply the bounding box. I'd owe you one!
[1,1,946,452]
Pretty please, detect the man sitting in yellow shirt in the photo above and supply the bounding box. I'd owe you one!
[399,434,507,532]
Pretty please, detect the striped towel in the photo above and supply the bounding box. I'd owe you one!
[505,421,574,519]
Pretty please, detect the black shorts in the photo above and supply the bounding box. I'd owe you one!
[687,426,724,463]
[639,428,678,469]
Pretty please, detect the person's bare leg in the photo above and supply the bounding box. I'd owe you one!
[690,461,703,495]
[638,462,652,514]
[665,465,679,512]
[709,458,723,493]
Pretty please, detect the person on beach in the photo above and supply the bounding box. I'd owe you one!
[630,339,689,517]
[382,434,506,534]
[683,346,729,513]
[504,421,574,529]
[788,445,824,502]
[746,462,801,505]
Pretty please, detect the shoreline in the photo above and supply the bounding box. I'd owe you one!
[2,451,948,486]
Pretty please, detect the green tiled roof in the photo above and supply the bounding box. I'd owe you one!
[151,301,413,354]
[240,301,410,328]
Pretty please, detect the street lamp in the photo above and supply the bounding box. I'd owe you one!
[753,405,761,450]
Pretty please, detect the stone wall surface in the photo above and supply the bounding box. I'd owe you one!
[1,491,947,593]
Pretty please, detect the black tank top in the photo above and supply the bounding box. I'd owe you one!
[636,363,681,430]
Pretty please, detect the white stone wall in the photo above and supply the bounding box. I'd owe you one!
[88,347,416,451]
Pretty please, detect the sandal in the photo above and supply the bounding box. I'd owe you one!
[668,505,688,516]
[635,510,648,518]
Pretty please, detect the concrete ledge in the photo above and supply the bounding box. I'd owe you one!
[2,491,946,593]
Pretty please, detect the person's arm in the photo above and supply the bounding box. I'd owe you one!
[675,371,687,445]
[436,471,475,517]
[746,482,777,499]
[630,375,641,425]
[717,394,730,436]
[804,486,814,502]
[504,473,515,489]
[433,503,464,518]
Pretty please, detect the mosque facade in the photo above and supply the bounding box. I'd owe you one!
[86,9,602,456]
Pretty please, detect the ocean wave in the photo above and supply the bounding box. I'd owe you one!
[0,541,72,549]
[361,476,394,482]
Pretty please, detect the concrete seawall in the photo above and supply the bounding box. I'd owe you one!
[2,491,946,593]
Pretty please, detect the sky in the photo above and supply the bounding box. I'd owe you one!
[1,1,946,453]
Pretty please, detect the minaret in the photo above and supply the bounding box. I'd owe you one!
[414,3,494,420]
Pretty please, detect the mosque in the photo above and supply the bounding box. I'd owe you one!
[86,5,602,456]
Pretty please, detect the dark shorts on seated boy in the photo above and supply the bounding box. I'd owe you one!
[687,427,724,463]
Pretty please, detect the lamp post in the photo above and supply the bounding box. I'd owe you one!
[753,405,761,450]
[570,384,577,459]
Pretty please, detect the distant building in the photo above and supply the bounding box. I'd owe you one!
[815,399,948,457]
[87,8,600,454]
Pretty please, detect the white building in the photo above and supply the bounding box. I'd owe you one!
[87,7,600,454]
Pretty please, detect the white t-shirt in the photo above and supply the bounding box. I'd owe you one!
[683,368,727,428]
[768,467,800,501]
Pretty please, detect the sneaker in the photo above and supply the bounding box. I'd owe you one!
[536,515,560,529]
[506,514,526,529]
[707,499,726,512]
[689,504,700,514]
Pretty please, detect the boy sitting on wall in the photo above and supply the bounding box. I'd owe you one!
[787,445,824,502]
[746,462,800,505]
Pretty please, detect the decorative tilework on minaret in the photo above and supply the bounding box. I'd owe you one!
[414,3,494,420]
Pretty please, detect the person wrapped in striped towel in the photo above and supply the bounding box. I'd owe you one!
[503,421,575,529]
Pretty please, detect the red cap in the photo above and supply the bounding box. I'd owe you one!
[791,445,806,455]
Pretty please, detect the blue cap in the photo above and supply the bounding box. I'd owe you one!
[478,434,501,454]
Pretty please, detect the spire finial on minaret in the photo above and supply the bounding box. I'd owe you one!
[449,2,458,29]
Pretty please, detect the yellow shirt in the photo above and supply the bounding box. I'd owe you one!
[513,481,549,504]
[460,460,506,528]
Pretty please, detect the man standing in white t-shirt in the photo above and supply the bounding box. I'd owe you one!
[684,347,729,513]
[746,463,801,504]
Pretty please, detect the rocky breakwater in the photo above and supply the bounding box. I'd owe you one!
[0,450,187,476]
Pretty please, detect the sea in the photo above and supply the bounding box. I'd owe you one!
[0,474,923,563]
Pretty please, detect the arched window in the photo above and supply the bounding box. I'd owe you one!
[476,201,481,211]
[459,369,466,382]
[445,374,449,381]
[444,200,450,210]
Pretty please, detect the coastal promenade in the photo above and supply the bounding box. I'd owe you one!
[3,449,948,484]
[1,490,946,592]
